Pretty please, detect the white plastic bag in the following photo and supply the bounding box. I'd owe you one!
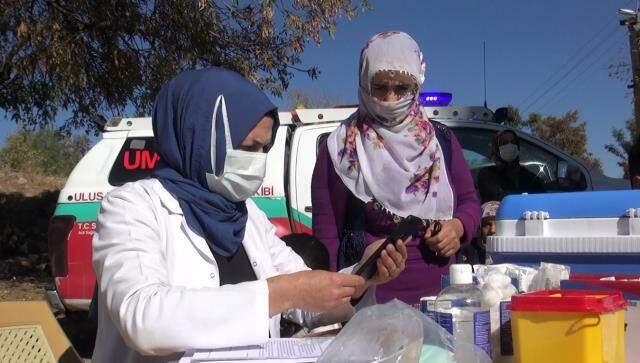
[474,264,538,293]
[318,300,491,363]
[528,262,570,291]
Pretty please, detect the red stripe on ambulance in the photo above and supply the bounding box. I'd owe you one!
[56,222,96,300]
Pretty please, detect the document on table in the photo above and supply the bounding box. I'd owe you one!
[179,337,333,363]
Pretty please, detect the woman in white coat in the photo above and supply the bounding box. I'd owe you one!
[91,67,408,362]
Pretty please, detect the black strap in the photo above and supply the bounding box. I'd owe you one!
[337,193,367,270]
[431,121,470,263]
[431,120,453,172]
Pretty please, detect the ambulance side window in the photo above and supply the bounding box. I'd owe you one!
[450,128,495,185]
[452,127,588,193]
[108,137,160,186]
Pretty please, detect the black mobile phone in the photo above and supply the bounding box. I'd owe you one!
[354,215,423,279]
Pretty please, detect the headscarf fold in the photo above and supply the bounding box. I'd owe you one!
[153,67,277,256]
[327,32,454,220]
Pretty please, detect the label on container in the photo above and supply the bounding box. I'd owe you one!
[435,310,491,357]
[499,301,513,356]
[474,310,492,357]
[420,297,437,321]
[436,312,454,335]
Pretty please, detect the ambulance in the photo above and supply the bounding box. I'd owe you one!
[46,93,626,312]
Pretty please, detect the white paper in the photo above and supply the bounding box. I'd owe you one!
[180,338,333,362]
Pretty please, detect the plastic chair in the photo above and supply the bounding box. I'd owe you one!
[0,301,82,363]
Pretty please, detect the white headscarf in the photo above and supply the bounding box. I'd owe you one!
[327,31,454,220]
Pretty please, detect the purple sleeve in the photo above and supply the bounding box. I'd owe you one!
[311,141,348,271]
[449,133,481,244]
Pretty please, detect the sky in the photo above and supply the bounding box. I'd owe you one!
[0,0,636,177]
[277,0,636,177]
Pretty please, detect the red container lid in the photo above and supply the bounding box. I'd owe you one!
[569,274,640,298]
[511,290,627,313]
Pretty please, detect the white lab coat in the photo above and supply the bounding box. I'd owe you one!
[91,179,373,363]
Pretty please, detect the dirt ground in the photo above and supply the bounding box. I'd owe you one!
[0,168,66,197]
[0,275,50,301]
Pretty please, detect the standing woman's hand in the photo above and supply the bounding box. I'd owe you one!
[424,218,464,257]
[350,237,409,299]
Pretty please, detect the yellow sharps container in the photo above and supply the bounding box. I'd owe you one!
[510,289,627,363]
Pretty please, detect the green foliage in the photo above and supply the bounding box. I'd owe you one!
[520,110,603,171]
[285,88,343,109]
[0,129,90,176]
[0,0,368,132]
[503,105,524,129]
[604,118,637,178]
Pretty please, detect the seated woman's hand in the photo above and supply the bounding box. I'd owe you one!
[267,271,365,315]
[424,218,464,257]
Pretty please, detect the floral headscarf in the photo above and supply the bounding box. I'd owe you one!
[481,201,500,220]
[327,31,454,220]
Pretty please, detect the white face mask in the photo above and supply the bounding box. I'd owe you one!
[360,90,414,127]
[205,95,267,202]
[499,143,519,162]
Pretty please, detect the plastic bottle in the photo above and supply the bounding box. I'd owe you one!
[435,264,492,358]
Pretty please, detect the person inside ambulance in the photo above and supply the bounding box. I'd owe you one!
[91,67,408,363]
[477,129,545,203]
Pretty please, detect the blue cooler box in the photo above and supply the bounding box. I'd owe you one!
[486,190,640,274]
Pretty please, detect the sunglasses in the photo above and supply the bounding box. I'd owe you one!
[371,83,415,98]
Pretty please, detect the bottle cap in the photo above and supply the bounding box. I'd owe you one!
[450,264,473,285]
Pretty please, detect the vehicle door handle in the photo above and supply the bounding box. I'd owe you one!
[304,206,312,213]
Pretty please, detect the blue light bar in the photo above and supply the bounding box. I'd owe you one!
[418,92,453,107]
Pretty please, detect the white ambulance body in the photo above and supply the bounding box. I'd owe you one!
[46,105,623,312]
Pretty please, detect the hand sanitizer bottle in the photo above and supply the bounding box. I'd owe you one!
[435,264,491,357]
